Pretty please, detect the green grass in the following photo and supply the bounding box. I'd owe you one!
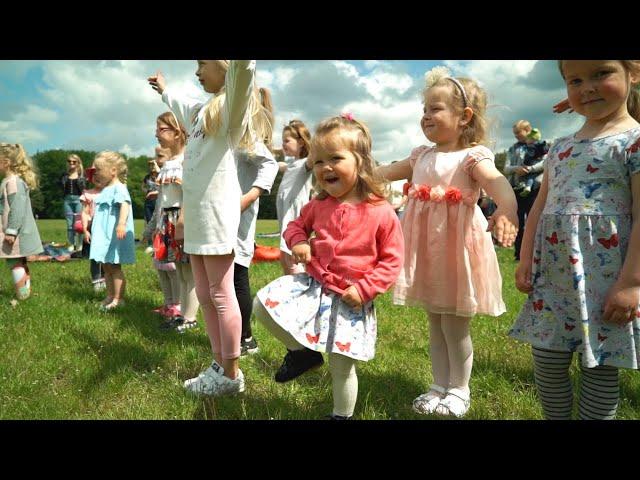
[1,219,638,419]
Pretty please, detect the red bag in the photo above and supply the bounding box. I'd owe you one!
[73,213,84,234]
[153,233,167,261]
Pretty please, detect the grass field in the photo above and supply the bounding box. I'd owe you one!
[0,219,638,419]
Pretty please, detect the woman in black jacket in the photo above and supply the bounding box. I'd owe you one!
[61,154,86,251]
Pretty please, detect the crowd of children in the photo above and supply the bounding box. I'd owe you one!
[2,59,639,420]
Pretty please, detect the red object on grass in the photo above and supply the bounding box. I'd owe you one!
[252,244,281,263]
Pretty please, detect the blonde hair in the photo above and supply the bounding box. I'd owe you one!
[283,119,312,158]
[94,151,128,184]
[157,111,187,150]
[67,153,85,176]
[0,143,39,190]
[422,66,489,147]
[558,60,640,122]
[513,120,532,133]
[311,116,388,202]
[200,60,273,153]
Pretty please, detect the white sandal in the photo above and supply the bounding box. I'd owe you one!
[412,384,447,415]
[435,387,471,417]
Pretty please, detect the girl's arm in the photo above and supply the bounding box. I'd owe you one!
[468,156,519,247]
[277,161,288,174]
[241,148,279,212]
[514,173,549,293]
[602,173,640,325]
[283,200,315,264]
[5,178,28,240]
[377,159,413,183]
[225,60,256,148]
[349,210,404,306]
[116,200,130,240]
[149,71,202,130]
[81,201,91,243]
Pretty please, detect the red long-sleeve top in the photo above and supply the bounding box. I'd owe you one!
[284,196,404,304]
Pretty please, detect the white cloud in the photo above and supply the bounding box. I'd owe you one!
[0,104,59,143]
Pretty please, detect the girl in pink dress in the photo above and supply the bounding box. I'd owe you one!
[380,66,518,417]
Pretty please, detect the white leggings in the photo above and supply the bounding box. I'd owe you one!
[157,269,179,306]
[254,298,358,417]
[428,312,473,394]
[176,262,199,322]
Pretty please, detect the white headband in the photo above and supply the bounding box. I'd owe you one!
[445,77,469,108]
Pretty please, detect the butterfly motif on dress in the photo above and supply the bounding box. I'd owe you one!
[564,338,583,350]
[547,249,558,262]
[626,137,640,154]
[265,298,280,309]
[569,256,579,265]
[598,332,608,342]
[335,341,351,352]
[578,181,602,198]
[306,333,320,344]
[546,232,559,245]
[597,234,619,249]
[564,322,576,331]
[590,156,604,164]
[596,351,612,363]
[596,252,609,267]
[572,273,583,290]
[558,146,573,160]
[533,257,541,264]
[586,164,600,174]
[533,299,544,311]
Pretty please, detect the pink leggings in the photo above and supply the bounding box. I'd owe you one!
[190,254,241,360]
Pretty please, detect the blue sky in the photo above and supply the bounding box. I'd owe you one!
[0,60,582,163]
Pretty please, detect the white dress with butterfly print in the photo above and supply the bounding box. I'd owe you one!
[510,127,640,369]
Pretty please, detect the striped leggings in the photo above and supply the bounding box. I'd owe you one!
[532,347,620,420]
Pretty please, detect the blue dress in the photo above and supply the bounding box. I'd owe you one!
[510,128,640,369]
[89,183,136,264]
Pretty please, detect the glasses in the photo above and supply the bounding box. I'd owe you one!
[68,161,77,165]
[156,127,173,134]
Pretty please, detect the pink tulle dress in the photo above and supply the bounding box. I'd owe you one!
[393,145,506,317]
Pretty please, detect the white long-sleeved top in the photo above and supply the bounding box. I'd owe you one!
[235,142,278,267]
[161,60,255,255]
[276,157,313,254]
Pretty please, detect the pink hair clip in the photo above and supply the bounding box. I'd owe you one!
[341,112,354,121]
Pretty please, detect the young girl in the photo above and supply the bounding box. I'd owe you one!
[149,113,199,333]
[80,163,106,292]
[89,151,135,311]
[275,120,313,275]
[234,88,279,355]
[0,143,43,300]
[254,115,404,420]
[143,146,182,321]
[61,154,86,252]
[148,60,267,396]
[510,60,640,420]
[379,66,518,417]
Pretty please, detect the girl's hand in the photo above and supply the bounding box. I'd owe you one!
[487,206,518,247]
[84,231,91,244]
[515,259,534,294]
[553,99,573,114]
[515,166,530,177]
[342,285,363,309]
[4,234,15,246]
[148,71,166,95]
[175,216,185,245]
[116,224,126,240]
[291,242,311,264]
[602,281,640,325]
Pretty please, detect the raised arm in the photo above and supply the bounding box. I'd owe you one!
[225,60,256,148]
[149,71,202,129]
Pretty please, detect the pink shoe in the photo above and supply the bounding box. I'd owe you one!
[152,305,168,315]
[165,304,182,318]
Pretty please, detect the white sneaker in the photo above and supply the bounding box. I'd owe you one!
[93,279,106,292]
[184,362,245,396]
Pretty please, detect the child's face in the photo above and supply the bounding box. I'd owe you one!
[195,60,226,94]
[563,60,637,121]
[0,157,8,174]
[282,132,302,158]
[421,86,466,146]
[92,159,116,187]
[155,120,179,149]
[513,128,529,143]
[155,149,170,167]
[311,131,359,201]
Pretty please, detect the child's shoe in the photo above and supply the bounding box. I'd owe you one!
[274,348,324,383]
[434,387,471,418]
[240,336,259,356]
[184,362,245,396]
[519,185,532,197]
[92,278,106,292]
[412,384,447,415]
[99,299,125,312]
[326,413,352,420]
[164,304,181,318]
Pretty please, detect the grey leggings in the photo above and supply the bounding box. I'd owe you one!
[532,346,620,420]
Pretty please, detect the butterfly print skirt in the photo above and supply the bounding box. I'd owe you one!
[256,273,377,361]
[510,214,640,370]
